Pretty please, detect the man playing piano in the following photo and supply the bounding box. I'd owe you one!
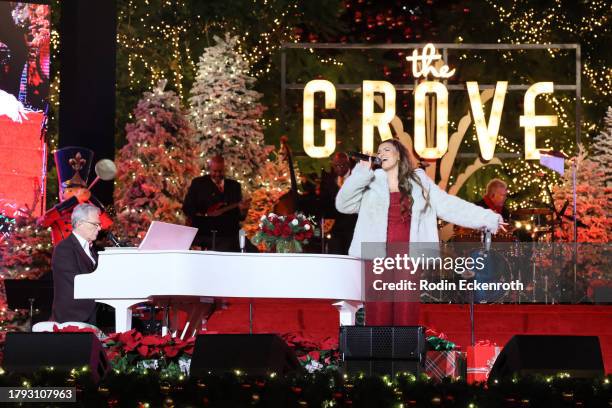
[51,203,101,324]
[183,155,250,251]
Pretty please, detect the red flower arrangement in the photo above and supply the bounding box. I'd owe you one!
[103,329,195,361]
[281,332,340,372]
[252,212,319,253]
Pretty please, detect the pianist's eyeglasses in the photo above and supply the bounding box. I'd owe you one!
[82,220,102,228]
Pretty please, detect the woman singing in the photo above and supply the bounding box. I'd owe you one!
[336,139,506,325]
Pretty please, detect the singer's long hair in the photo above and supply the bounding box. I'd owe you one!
[378,139,430,217]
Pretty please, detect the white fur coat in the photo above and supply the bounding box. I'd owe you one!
[335,165,502,258]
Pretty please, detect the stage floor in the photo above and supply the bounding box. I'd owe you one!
[206,300,612,374]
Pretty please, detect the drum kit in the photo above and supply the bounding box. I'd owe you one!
[445,206,558,304]
[452,206,556,243]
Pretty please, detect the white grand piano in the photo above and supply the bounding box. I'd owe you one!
[74,249,364,335]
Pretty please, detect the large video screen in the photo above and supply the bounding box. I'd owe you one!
[0,1,50,230]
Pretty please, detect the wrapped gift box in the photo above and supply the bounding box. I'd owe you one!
[425,350,466,381]
[466,342,502,383]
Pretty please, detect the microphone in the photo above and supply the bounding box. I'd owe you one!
[239,229,246,253]
[347,152,382,166]
[107,231,122,247]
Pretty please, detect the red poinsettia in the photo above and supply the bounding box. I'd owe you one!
[252,212,320,252]
[102,330,197,361]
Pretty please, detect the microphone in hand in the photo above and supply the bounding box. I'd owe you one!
[347,152,382,166]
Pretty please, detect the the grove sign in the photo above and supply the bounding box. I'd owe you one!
[302,43,557,160]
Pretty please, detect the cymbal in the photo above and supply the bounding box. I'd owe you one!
[511,207,553,216]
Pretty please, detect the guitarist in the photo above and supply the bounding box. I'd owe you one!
[183,155,250,251]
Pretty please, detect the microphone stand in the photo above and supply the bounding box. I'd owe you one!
[239,229,253,334]
[469,230,491,346]
[321,217,326,254]
[239,229,246,253]
[211,230,217,251]
[107,231,122,247]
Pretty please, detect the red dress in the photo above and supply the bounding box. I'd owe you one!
[366,192,420,326]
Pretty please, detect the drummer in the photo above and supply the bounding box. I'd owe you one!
[475,179,511,222]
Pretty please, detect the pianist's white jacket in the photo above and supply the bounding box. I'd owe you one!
[335,165,502,258]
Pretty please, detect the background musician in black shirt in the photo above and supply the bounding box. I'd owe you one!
[183,155,250,251]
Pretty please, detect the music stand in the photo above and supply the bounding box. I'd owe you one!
[4,279,54,328]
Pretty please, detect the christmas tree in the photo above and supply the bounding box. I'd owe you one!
[113,80,201,241]
[189,34,268,187]
[242,149,292,237]
[189,34,292,235]
[590,107,612,188]
[552,145,612,243]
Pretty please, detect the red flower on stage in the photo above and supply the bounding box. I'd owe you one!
[141,334,169,346]
[252,212,320,253]
[102,330,197,364]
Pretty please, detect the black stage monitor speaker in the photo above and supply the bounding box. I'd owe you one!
[190,334,301,377]
[340,326,425,376]
[489,335,604,379]
[339,326,426,361]
[3,332,110,383]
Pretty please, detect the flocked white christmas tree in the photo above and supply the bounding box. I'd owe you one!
[590,106,612,187]
[189,34,269,187]
[188,34,292,236]
[114,80,201,241]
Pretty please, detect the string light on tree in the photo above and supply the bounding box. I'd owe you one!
[113,79,201,241]
[189,34,291,236]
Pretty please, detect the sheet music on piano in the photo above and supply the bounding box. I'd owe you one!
[138,221,198,250]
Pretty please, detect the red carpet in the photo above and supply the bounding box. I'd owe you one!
[207,300,612,374]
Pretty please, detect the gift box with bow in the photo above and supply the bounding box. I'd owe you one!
[425,350,466,381]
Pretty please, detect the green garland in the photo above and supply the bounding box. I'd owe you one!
[0,367,609,407]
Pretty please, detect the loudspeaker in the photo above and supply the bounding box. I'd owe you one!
[189,334,301,377]
[344,359,422,377]
[489,335,604,379]
[339,326,425,360]
[3,332,110,383]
